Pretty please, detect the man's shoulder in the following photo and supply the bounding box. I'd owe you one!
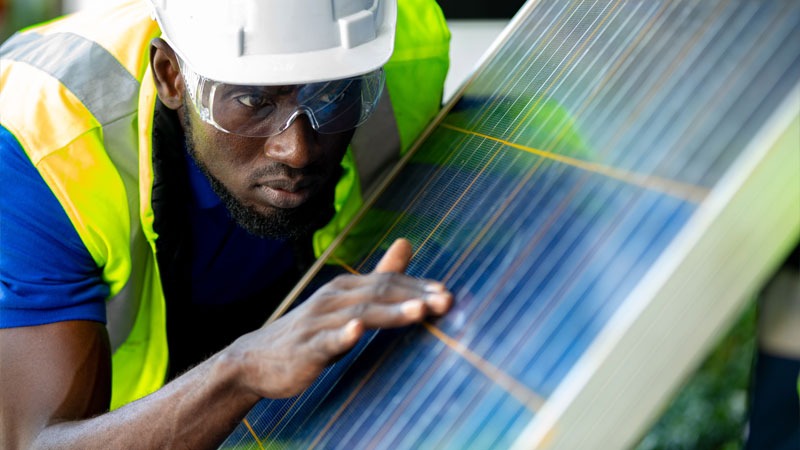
[0,124,108,329]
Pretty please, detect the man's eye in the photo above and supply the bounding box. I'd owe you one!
[319,91,346,104]
[236,94,269,108]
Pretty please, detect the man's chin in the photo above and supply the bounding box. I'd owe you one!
[226,197,335,240]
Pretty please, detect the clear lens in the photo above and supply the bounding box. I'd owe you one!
[180,59,384,137]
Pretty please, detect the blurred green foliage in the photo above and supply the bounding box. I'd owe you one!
[0,0,61,41]
[636,302,757,450]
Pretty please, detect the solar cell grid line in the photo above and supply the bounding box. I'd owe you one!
[586,0,736,167]
[424,184,624,446]
[353,131,488,274]
[311,332,428,447]
[377,0,622,278]
[549,1,668,141]
[360,0,580,270]
[440,125,708,201]
[332,333,453,447]
[304,343,397,449]
[241,419,264,450]
[280,340,397,445]
[587,1,793,184]
[432,154,696,339]
[501,0,621,139]
[622,1,788,186]
[460,1,590,139]
[219,0,800,448]
[438,152,551,285]
[477,4,607,144]
[435,2,669,289]
[531,0,710,175]
[507,2,643,154]
[474,0,662,143]
[558,2,683,161]
[261,346,377,440]
[472,0,577,110]
[257,345,372,441]
[595,0,734,158]
[473,191,659,380]
[598,2,740,175]
[683,8,799,186]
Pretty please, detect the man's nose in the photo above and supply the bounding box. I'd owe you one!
[261,113,321,169]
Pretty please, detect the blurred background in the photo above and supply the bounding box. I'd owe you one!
[0,0,756,448]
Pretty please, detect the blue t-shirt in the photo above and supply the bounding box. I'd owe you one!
[0,125,294,328]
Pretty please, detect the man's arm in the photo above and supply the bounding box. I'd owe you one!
[0,321,111,449]
[0,239,451,449]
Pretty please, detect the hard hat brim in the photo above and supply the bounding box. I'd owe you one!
[174,32,395,86]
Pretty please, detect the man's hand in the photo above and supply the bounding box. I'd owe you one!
[230,238,453,399]
[0,238,450,449]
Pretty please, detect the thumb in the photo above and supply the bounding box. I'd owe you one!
[374,238,413,273]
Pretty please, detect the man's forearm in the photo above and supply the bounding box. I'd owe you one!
[31,349,259,450]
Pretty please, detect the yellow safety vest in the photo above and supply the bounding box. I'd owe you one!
[0,0,449,409]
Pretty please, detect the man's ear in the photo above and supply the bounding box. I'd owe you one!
[150,38,184,110]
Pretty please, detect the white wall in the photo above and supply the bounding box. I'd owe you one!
[444,19,508,102]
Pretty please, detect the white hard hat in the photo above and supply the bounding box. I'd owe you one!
[149,0,397,85]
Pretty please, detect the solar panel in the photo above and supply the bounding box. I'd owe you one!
[220,0,800,448]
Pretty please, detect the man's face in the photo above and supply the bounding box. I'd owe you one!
[180,97,353,240]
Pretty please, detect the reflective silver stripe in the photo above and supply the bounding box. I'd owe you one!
[2,30,146,350]
[102,118,145,352]
[106,224,150,351]
[350,84,401,196]
[0,31,139,126]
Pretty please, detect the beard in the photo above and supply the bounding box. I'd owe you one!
[181,102,341,241]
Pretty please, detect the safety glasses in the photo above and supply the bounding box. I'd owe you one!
[179,59,385,137]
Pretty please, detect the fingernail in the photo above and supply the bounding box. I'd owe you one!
[424,292,451,310]
[401,299,424,317]
[424,282,446,293]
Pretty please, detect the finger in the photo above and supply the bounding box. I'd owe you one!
[307,318,365,361]
[327,271,446,297]
[320,272,449,308]
[319,299,429,330]
[374,238,412,273]
[326,271,423,291]
[341,319,364,348]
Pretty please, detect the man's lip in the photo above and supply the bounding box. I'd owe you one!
[254,177,319,208]
[257,176,317,192]
[255,185,312,209]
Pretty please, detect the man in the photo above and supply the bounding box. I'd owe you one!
[0,0,452,447]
